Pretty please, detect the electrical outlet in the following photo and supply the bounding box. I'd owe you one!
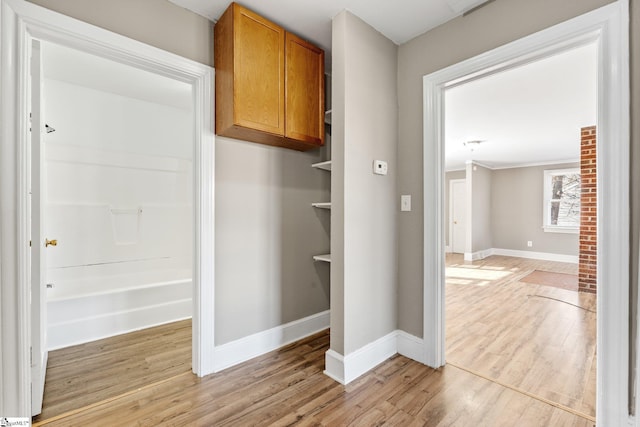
[527,241,533,247]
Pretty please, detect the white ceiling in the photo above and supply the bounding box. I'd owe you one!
[168,0,488,53]
[42,42,192,110]
[444,42,597,171]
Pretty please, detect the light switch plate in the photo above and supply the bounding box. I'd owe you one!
[373,160,388,175]
[401,195,411,211]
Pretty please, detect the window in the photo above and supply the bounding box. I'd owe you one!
[543,168,580,233]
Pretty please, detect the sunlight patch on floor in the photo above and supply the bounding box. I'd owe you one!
[446,267,513,282]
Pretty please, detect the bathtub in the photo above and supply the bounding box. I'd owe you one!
[47,267,192,350]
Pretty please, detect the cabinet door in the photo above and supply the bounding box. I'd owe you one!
[285,32,325,146]
[233,4,285,135]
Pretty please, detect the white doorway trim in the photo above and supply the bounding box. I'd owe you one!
[0,0,215,416]
[422,2,629,426]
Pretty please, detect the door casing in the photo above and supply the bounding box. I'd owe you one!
[421,2,630,426]
[0,0,215,416]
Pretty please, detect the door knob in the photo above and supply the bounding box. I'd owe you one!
[454,221,457,224]
[45,238,58,247]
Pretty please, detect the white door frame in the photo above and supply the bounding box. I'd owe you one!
[0,0,215,416]
[422,2,629,426]
[448,178,465,254]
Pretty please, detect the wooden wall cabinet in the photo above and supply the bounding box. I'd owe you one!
[214,3,325,151]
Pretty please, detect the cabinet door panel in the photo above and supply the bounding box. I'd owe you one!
[285,32,324,145]
[234,6,285,135]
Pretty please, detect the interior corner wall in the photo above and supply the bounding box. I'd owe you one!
[468,163,492,254]
[215,139,330,345]
[331,10,398,356]
[396,0,615,339]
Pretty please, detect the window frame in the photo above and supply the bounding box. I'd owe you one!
[542,168,580,234]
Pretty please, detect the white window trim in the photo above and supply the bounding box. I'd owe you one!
[542,167,580,233]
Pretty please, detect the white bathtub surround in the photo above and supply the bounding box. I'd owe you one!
[44,78,194,350]
[47,269,192,350]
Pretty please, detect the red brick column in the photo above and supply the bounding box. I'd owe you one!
[579,126,597,293]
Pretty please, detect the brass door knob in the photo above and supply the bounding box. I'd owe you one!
[46,239,58,247]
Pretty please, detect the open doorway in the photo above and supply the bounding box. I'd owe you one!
[31,40,195,421]
[422,6,631,422]
[442,42,597,420]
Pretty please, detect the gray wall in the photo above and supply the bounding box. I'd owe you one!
[469,163,492,253]
[396,0,615,338]
[28,0,331,346]
[28,0,213,66]
[215,138,330,344]
[444,170,465,248]
[331,11,398,355]
[491,164,579,255]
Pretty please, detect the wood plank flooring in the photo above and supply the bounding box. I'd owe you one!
[34,254,596,426]
[35,330,594,427]
[446,254,596,418]
[33,319,192,422]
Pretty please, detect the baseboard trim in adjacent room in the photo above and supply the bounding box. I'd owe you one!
[464,249,493,261]
[462,248,578,264]
[491,248,578,264]
[213,310,330,372]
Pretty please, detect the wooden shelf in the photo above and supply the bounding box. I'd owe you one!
[311,160,332,171]
[311,202,331,209]
[324,109,332,124]
[313,254,331,263]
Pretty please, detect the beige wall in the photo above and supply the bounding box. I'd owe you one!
[396,0,615,339]
[491,163,579,256]
[331,11,398,355]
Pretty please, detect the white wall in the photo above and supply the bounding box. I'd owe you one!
[44,78,193,348]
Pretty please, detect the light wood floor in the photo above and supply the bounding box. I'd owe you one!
[34,319,192,422]
[446,254,596,418]
[35,329,594,427]
[34,254,596,426]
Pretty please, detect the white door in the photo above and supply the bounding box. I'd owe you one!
[451,179,466,254]
[31,39,51,416]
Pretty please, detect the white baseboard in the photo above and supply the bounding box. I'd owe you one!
[397,330,425,363]
[464,248,493,261]
[213,310,330,372]
[445,245,452,253]
[48,299,192,350]
[324,330,425,385]
[491,248,578,264]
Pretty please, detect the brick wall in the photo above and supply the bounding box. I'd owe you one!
[579,126,597,293]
